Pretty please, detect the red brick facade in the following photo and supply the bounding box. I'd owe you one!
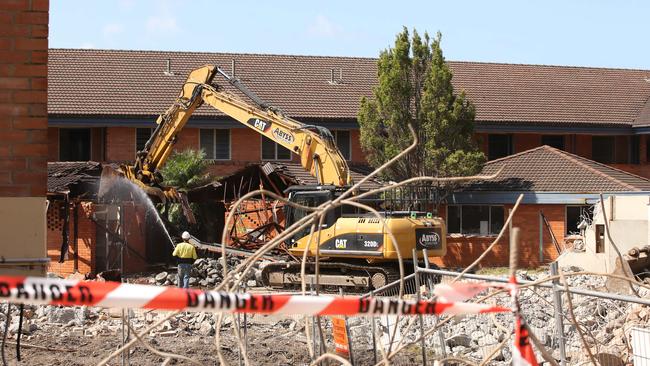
[46,201,95,276]
[433,204,567,268]
[48,125,650,180]
[0,0,48,197]
[46,200,149,277]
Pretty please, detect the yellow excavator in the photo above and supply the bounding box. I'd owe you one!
[117,64,446,289]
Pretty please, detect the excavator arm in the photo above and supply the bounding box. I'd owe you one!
[121,65,352,202]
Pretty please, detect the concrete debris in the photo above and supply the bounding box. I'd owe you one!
[154,255,258,288]
[0,269,647,365]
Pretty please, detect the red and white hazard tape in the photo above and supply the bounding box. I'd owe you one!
[0,276,511,316]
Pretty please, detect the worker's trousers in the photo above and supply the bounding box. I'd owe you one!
[177,263,192,288]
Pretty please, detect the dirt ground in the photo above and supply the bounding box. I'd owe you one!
[1,315,420,366]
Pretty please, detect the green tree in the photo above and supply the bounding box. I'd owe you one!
[160,149,212,190]
[358,28,485,205]
[159,149,213,234]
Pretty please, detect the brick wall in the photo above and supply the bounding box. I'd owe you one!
[432,203,566,268]
[350,129,366,163]
[513,134,541,153]
[573,134,592,159]
[0,0,48,196]
[106,127,135,162]
[47,201,95,276]
[121,203,148,273]
[47,126,57,160]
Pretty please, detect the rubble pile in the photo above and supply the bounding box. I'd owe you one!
[153,256,258,288]
[0,267,648,365]
[380,267,650,364]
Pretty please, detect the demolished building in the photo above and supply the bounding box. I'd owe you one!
[47,162,156,276]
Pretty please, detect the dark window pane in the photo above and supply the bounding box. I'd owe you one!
[214,129,230,160]
[646,136,650,163]
[566,205,593,235]
[488,134,512,160]
[490,206,504,235]
[136,128,152,152]
[541,135,565,150]
[592,136,615,163]
[447,205,461,234]
[277,145,291,160]
[199,129,215,159]
[461,205,490,235]
[59,128,91,161]
[630,136,640,164]
[335,130,351,160]
[261,136,276,160]
[262,136,291,160]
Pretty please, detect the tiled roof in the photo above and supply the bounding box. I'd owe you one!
[48,49,650,126]
[269,162,383,191]
[48,161,102,196]
[464,146,650,192]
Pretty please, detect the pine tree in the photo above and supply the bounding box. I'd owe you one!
[358,28,485,204]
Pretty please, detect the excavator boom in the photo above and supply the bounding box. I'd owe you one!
[123,65,351,202]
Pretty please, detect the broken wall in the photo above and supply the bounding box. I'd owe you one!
[434,203,566,268]
[46,201,95,276]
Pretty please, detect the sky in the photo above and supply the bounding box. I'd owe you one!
[50,0,650,69]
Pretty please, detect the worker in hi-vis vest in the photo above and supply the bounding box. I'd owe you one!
[172,231,198,288]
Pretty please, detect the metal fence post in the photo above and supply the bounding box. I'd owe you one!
[370,290,377,365]
[550,262,567,366]
[422,249,447,358]
[422,249,435,292]
[412,249,427,365]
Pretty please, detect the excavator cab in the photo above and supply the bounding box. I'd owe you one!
[284,185,344,246]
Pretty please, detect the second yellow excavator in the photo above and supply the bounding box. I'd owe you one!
[118,64,446,289]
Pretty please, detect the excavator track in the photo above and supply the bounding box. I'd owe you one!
[260,261,404,291]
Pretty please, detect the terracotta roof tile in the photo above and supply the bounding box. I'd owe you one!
[465,146,650,192]
[48,49,650,126]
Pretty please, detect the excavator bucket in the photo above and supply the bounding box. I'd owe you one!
[97,164,196,224]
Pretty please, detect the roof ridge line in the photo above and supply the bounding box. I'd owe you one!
[48,48,379,61]
[546,146,642,191]
[49,49,650,72]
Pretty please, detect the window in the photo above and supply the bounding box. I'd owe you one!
[447,205,504,235]
[542,135,565,150]
[199,129,230,160]
[136,128,152,152]
[487,134,513,160]
[592,136,615,163]
[566,205,593,235]
[59,128,91,161]
[333,130,351,160]
[261,136,291,160]
[630,136,640,164]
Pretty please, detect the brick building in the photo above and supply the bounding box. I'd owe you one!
[0,0,49,276]
[47,161,152,276]
[44,48,650,269]
[433,145,650,268]
[47,49,650,180]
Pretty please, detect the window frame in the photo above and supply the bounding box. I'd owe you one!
[591,135,615,164]
[332,129,352,161]
[541,135,565,150]
[199,128,231,161]
[487,134,513,161]
[565,205,593,236]
[135,127,153,152]
[260,136,292,161]
[446,204,505,236]
[58,127,92,162]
